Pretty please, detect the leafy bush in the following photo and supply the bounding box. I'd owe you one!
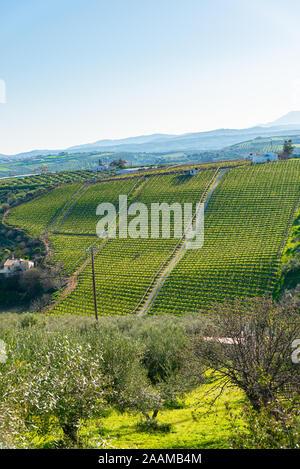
[228,397,300,449]
[136,420,172,433]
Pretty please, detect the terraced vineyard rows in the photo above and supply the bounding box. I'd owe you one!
[149,160,300,314]
[47,178,142,275]
[54,178,140,234]
[237,142,283,153]
[51,170,215,315]
[0,169,101,188]
[48,235,100,274]
[6,160,300,317]
[7,183,83,237]
[0,169,110,204]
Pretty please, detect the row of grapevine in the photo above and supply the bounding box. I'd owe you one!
[7,183,83,237]
[53,178,141,235]
[149,160,300,314]
[0,169,107,189]
[48,234,100,274]
[0,169,112,205]
[51,170,215,315]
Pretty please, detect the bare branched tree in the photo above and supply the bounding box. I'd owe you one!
[196,297,300,410]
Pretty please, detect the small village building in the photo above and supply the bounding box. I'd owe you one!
[189,168,198,175]
[250,152,278,164]
[91,165,108,172]
[91,158,109,172]
[0,258,34,276]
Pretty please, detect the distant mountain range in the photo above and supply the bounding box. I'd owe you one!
[266,111,300,126]
[1,111,300,160]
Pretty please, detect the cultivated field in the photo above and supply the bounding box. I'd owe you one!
[150,160,300,314]
[50,170,215,315]
[7,159,300,316]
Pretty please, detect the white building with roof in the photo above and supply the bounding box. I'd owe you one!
[189,168,198,175]
[250,152,278,164]
[0,258,34,276]
[91,165,108,172]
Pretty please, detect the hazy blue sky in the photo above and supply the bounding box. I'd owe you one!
[1,0,300,154]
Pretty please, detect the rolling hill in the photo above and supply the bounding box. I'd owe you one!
[0,110,300,160]
[6,159,300,316]
[225,134,300,156]
[66,124,300,153]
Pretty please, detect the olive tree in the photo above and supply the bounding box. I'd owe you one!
[78,318,202,423]
[79,326,162,421]
[0,342,26,448]
[132,318,203,421]
[12,332,109,445]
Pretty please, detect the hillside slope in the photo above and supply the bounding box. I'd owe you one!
[7,160,300,316]
[51,170,215,316]
[150,160,300,314]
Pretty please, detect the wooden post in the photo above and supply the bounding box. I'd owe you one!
[90,247,98,320]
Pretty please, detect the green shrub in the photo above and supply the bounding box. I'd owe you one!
[136,419,172,433]
[228,398,300,449]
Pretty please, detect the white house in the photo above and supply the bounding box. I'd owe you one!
[91,165,108,172]
[90,159,109,172]
[0,258,34,276]
[251,152,278,164]
[189,168,198,175]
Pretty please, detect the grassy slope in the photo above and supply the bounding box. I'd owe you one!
[96,387,244,449]
[34,383,245,449]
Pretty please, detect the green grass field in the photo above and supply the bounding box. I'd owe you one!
[31,382,245,449]
[96,386,244,449]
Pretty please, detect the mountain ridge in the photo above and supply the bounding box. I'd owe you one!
[266,111,300,126]
[2,113,300,159]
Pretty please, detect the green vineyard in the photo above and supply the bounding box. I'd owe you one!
[150,160,300,313]
[7,159,300,316]
[8,183,84,237]
[54,178,140,235]
[0,169,110,205]
[50,170,215,315]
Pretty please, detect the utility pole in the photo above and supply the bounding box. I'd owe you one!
[87,246,98,320]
